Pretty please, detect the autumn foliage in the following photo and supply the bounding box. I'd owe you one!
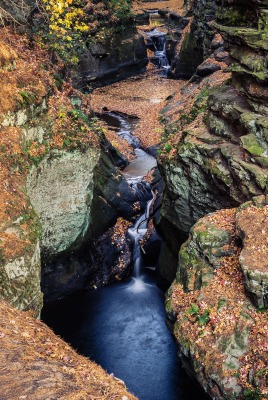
[37,0,133,63]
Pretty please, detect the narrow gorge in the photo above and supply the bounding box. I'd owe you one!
[0,0,267,399]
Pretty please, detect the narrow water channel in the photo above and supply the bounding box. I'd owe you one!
[42,114,208,400]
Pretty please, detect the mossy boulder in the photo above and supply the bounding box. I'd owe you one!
[166,205,268,399]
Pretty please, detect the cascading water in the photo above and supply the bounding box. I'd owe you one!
[128,190,154,278]
[145,28,171,77]
[113,111,157,286]
[42,112,209,400]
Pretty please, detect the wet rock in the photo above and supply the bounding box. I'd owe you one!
[102,137,129,170]
[142,228,162,266]
[88,220,132,288]
[41,251,90,302]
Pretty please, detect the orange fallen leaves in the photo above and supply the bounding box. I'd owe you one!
[167,208,268,397]
[90,70,186,148]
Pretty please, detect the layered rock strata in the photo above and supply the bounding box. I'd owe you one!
[171,0,218,79]
[163,1,268,397]
[158,0,268,282]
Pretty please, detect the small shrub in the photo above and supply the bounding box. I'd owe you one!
[186,303,199,316]
[198,310,210,326]
[163,143,172,153]
[185,304,210,326]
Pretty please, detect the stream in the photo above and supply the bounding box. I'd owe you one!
[42,114,208,400]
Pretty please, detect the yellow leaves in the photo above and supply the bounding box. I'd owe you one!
[41,0,88,37]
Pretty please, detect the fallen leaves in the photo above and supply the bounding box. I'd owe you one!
[0,301,137,399]
[167,207,268,397]
[90,70,186,148]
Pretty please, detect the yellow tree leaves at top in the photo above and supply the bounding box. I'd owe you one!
[39,0,91,64]
[38,0,133,64]
[41,0,89,39]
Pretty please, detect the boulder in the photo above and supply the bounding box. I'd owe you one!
[166,204,268,399]
[196,59,221,77]
[27,148,100,259]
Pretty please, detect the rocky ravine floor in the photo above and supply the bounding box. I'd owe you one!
[91,70,185,149]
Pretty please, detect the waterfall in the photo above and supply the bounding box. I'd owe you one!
[145,29,171,77]
[102,111,157,285]
[128,188,154,278]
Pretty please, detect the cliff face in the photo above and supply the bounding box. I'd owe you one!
[0,27,142,311]
[0,8,145,400]
[158,0,268,280]
[27,148,100,259]
[79,28,148,87]
[0,36,49,314]
[163,0,268,398]
[171,0,218,78]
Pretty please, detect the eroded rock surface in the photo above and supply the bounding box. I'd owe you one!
[27,148,100,259]
[158,0,268,282]
[171,0,218,79]
[79,28,148,87]
[166,202,268,399]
